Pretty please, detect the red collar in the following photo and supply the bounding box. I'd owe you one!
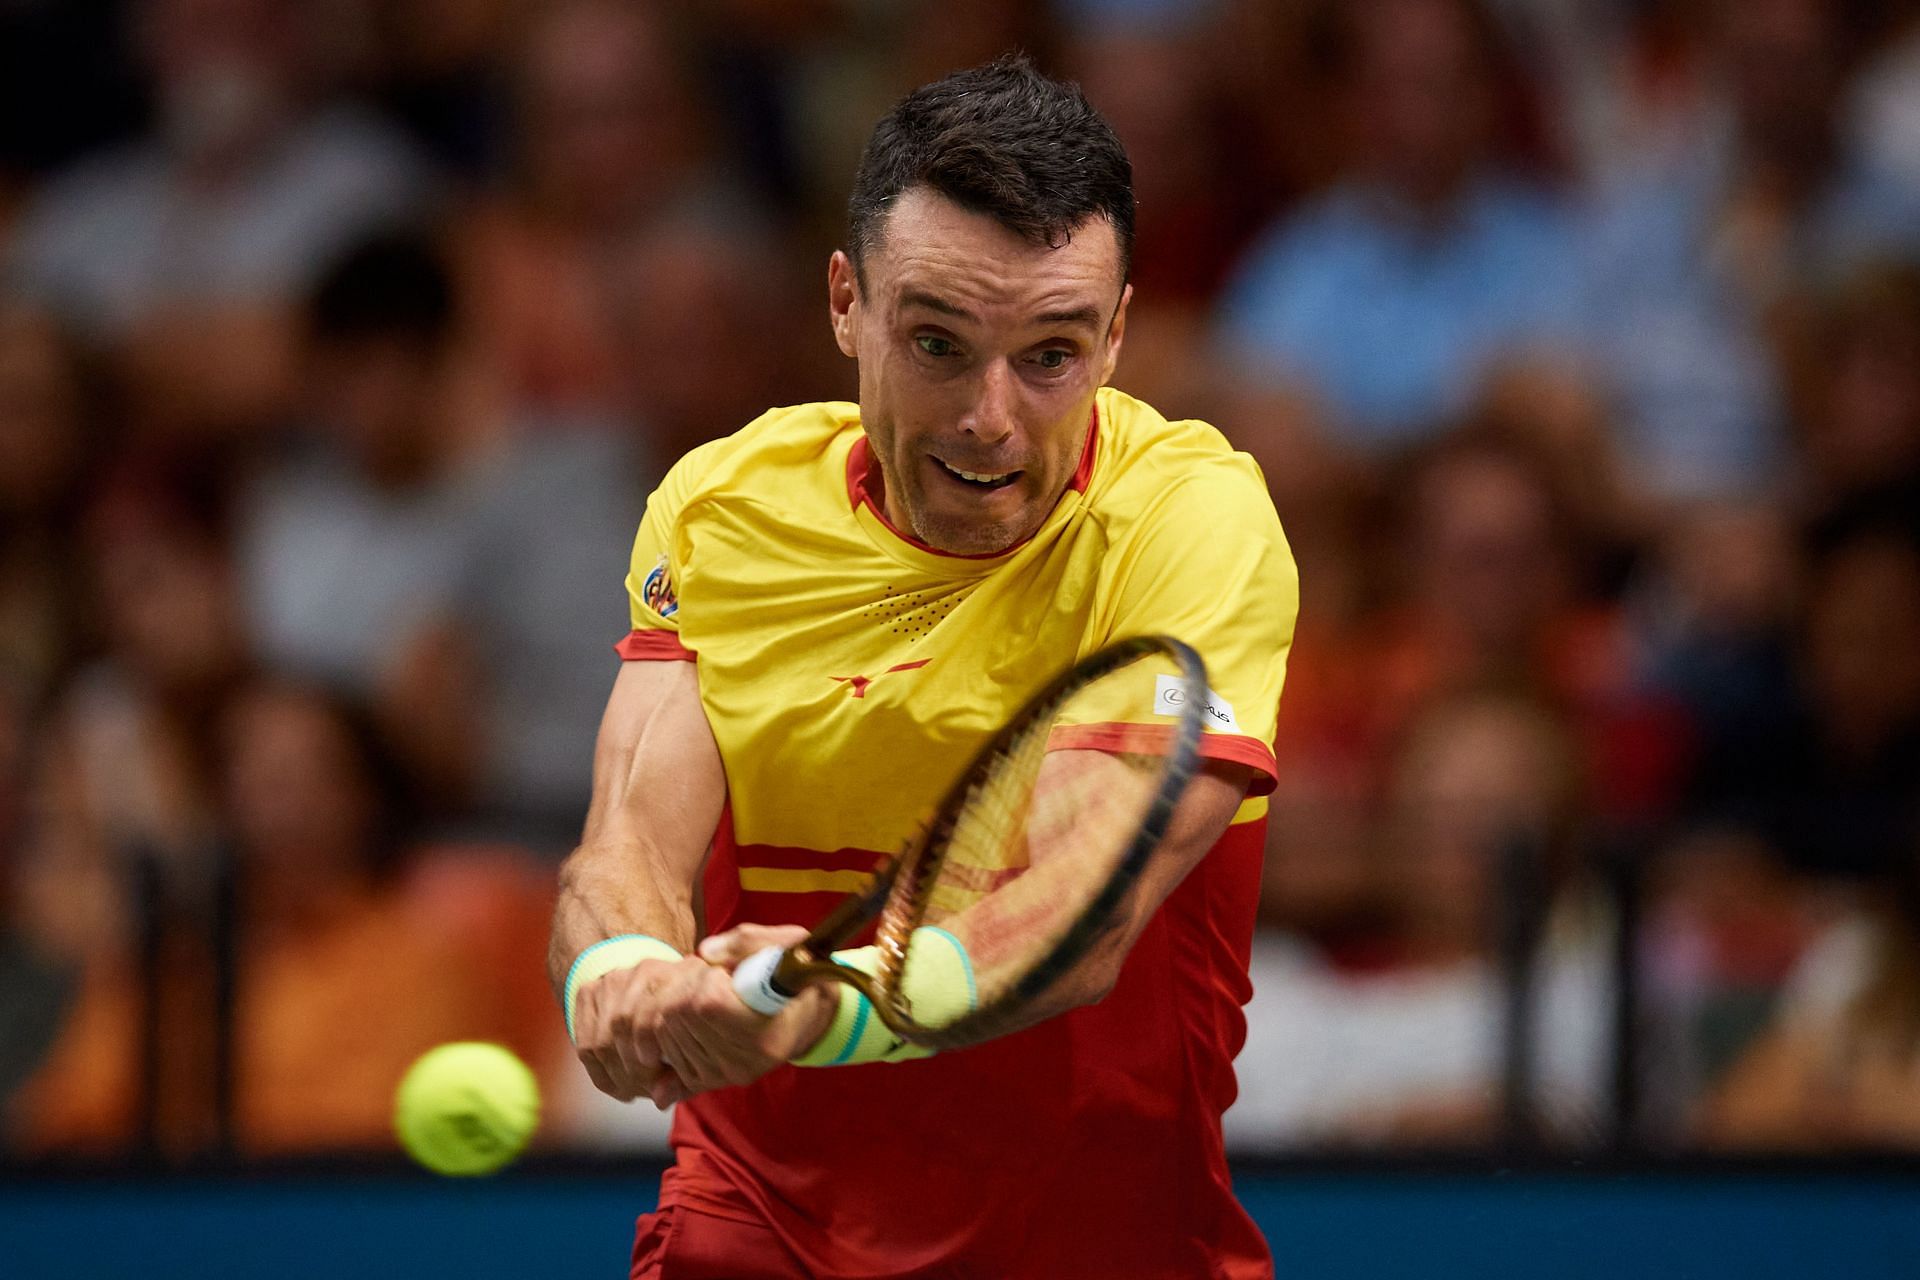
[845,406,1099,560]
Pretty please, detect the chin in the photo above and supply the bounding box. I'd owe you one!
[911,509,1032,556]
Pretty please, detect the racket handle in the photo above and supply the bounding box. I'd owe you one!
[733,945,795,1015]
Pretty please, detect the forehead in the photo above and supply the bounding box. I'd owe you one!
[864,187,1121,316]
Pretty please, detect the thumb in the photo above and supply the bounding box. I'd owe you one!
[697,922,811,970]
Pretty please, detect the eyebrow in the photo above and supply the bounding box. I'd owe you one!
[897,289,1104,332]
[899,289,977,322]
[1035,304,1104,329]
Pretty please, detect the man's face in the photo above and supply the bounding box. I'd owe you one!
[306,336,442,486]
[1348,0,1490,204]
[829,188,1130,555]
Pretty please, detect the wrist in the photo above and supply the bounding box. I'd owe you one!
[791,962,890,1067]
[791,928,976,1067]
[774,986,839,1060]
[564,933,682,1042]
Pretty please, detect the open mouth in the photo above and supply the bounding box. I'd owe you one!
[933,456,1022,491]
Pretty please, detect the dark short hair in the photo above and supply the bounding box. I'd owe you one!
[847,54,1134,285]
[307,229,456,349]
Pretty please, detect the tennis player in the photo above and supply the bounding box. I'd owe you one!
[550,56,1298,1279]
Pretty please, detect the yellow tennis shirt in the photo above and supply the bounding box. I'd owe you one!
[615,385,1296,1277]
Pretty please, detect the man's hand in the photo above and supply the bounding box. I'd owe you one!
[570,956,688,1105]
[647,924,836,1108]
[573,925,837,1110]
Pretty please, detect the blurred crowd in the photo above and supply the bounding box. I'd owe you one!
[2,0,1918,1162]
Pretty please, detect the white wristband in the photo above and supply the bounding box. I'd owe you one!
[564,934,682,1042]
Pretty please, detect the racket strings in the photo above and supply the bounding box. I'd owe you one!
[851,639,1208,1047]
[926,715,1052,921]
[926,674,1169,1006]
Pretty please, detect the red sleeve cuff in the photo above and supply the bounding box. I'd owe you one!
[614,629,696,662]
[1046,723,1278,796]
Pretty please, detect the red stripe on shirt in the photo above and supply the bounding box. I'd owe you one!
[733,842,893,874]
[1047,722,1279,796]
[615,629,695,661]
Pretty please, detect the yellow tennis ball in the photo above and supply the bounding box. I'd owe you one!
[394,1042,540,1176]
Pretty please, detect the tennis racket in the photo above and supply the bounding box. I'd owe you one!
[731,634,1209,1051]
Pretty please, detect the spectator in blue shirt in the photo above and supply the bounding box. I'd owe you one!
[1577,0,1920,503]
[1217,0,1580,454]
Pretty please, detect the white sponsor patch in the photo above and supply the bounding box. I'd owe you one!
[1153,673,1241,733]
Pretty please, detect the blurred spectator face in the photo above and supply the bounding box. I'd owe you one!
[1342,0,1494,205]
[306,333,446,486]
[1411,448,1567,655]
[603,216,802,462]
[138,0,306,162]
[1067,32,1209,225]
[903,0,1047,88]
[1805,535,1920,753]
[222,685,378,880]
[1387,696,1573,944]
[303,233,459,487]
[0,306,85,523]
[1652,826,1814,988]
[86,497,242,697]
[1804,270,1920,499]
[519,1,701,228]
[1710,0,1843,163]
[380,0,517,77]
[1663,503,1797,636]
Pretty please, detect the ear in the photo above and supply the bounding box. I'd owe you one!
[828,250,861,360]
[1099,283,1133,386]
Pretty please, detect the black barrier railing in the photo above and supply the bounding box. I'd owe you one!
[85,817,1878,1167]
[120,823,1656,1162]
[208,839,239,1161]
[1495,829,1545,1149]
[124,834,240,1161]
[1602,830,1645,1149]
[1494,820,1659,1155]
[131,843,165,1162]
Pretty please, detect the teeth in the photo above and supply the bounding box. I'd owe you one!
[940,460,1012,484]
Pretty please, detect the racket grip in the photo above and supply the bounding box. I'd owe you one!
[733,945,795,1015]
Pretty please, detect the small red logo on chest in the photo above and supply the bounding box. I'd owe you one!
[831,659,931,698]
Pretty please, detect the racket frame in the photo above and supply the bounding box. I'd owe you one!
[755,634,1210,1048]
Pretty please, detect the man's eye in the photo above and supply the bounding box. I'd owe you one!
[1034,349,1071,370]
[916,335,957,358]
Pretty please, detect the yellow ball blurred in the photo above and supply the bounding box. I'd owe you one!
[393,1042,540,1176]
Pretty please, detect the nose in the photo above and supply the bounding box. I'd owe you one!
[959,360,1016,446]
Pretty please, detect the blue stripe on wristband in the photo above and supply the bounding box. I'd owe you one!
[563,933,682,1042]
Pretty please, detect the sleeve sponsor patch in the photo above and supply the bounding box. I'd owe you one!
[1153,673,1241,733]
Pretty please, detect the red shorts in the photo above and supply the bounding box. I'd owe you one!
[630,1205,808,1280]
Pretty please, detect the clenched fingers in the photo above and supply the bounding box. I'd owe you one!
[572,957,683,1101]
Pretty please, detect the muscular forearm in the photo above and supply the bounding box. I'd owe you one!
[547,835,701,1000]
[559,659,728,1104]
[552,659,723,999]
